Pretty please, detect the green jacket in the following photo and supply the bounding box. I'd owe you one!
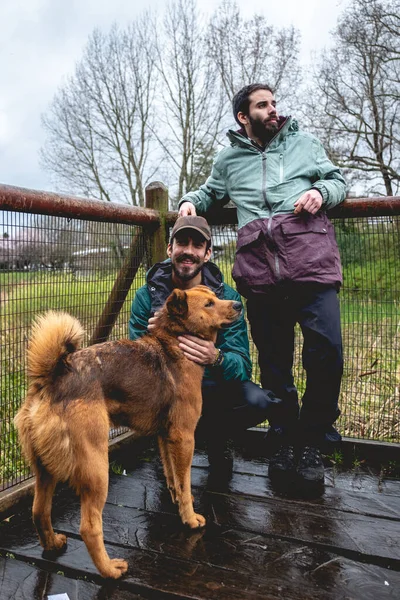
[128,259,252,382]
[180,118,346,296]
[180,117,346,229]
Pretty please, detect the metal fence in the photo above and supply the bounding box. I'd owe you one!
[0,184,399,495]
[213,217,399,444]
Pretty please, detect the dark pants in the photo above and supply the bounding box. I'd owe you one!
[247,283,343,446]
[197,379,283,452]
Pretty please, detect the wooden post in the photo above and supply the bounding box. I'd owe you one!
[145,181,169,264]
[89,230,147,345]
[90,182,169,345]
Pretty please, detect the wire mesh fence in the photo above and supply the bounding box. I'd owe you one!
[0,199,399,494]
[0,211,150,490]
[210,218,399,444]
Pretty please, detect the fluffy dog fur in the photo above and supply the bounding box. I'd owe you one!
[15,285,241,579]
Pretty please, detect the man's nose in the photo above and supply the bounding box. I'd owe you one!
[184,242,195,253]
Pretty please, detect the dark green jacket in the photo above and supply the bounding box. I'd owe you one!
[128,259,252,382]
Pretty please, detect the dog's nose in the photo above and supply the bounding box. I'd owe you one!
[232,302,242,312]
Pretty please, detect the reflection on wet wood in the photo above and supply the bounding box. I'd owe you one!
[0,446,399,599]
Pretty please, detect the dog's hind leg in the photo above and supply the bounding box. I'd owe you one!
[32,463,67,552]
[79,451,128,579]
[167,427,206,529]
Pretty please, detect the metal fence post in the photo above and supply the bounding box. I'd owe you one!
[145,182,169,263]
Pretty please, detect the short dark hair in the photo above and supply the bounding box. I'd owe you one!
[232,83,274,126]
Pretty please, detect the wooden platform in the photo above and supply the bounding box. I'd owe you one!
[0,441,399,600]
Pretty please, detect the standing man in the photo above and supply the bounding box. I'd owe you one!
[178,83,346,486]
[129,215,282,478]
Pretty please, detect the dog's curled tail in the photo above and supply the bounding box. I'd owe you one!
[27,311,84,380]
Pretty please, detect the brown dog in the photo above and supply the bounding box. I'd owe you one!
[15,285,241,579]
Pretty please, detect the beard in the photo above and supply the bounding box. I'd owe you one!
[172,254,204,282]
[249,115,279,144]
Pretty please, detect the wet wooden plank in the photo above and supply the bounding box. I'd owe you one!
[1,527,400,600]
[1,448,399,600]
[108,453,400,522]
[192,451,400,499]
[3,465,399,570]
[331,471,400,497]
[191,452,400,518]
[111,464,400,567]
[18,457,397,568]
[190,468,400,521]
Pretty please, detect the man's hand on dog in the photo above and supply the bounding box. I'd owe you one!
[148,313,217,365]
[177,334,217,365]
[148,314,159,331]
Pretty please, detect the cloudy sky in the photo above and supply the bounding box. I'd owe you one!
[0,0,349,194]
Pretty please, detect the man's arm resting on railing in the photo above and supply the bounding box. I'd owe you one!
[179,160,230,216]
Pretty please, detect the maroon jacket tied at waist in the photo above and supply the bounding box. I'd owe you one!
[232,212,342,298]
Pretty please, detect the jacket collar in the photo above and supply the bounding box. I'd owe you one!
[146,259,225,312]
[227,116,297,151]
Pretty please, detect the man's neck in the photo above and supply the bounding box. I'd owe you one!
[171,272,202,290]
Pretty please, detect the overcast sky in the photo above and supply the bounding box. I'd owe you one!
[0,0,349,194]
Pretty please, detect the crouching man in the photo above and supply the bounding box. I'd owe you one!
[129,216,282,477]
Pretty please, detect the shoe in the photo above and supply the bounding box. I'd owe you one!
[268,445,296,481]
[296,446,324,484]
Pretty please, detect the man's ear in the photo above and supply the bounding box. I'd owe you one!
[204,246,212,263]
[237,111,248,126]
[167,243,172,258]
[166,289,188,319]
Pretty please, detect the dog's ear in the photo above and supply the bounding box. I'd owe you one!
[166,289,188,319]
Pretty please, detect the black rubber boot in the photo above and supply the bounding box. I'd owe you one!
[268,444,296,482]
[296,446,324,484]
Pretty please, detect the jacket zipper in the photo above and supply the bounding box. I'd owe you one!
[279,153,284,183]
[261,152,271,212]
[262,150,281,280]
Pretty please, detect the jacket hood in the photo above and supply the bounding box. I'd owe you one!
[145,259,225,312]
[227,116,298,150]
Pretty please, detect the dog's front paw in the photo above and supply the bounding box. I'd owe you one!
[185,512,206,529]
[42,533,67,557]
[44,533,67,551]
[102,558,129,579]
[53,533,67,549]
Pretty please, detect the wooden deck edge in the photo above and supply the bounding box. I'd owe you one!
[0,479,34,520]
[241,427,400,463]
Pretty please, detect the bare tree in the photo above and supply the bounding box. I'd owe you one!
[41,17,158,206]
[309,0,400,196]
[153,0,227,204]
[206,0,301,109]
[40,1,303,207]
